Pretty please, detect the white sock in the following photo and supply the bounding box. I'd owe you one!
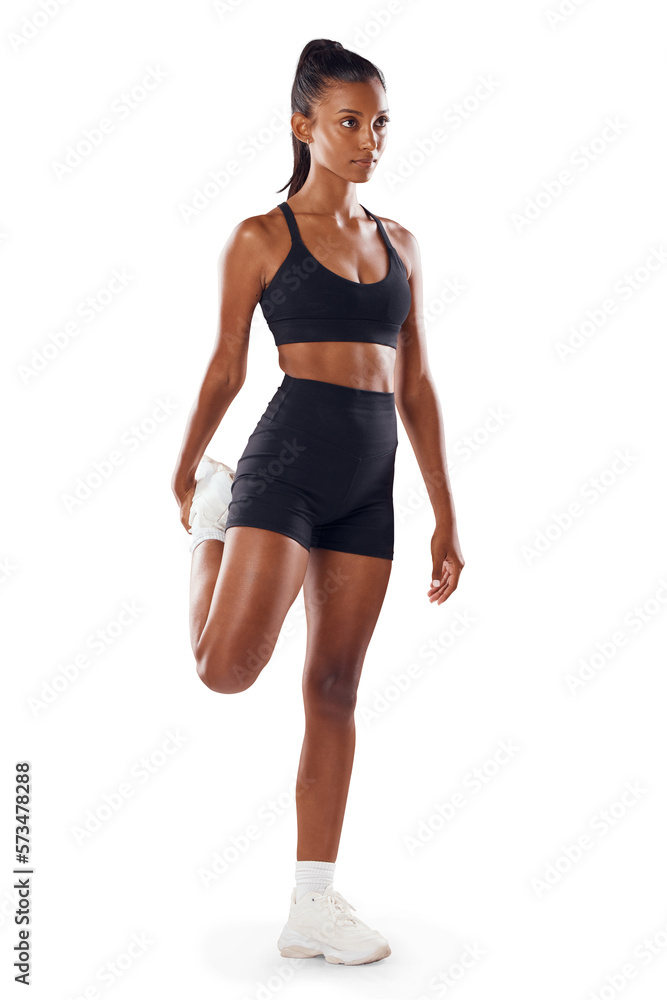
[189,528,226,554]
[295,860,336,901]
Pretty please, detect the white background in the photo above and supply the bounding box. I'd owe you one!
[2,0,666,998]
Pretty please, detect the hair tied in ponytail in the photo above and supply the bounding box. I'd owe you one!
[278,39,386,198]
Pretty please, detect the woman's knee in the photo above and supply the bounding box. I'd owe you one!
[303,665,361,719]
[196,656,250,694]
[195,629,274,694]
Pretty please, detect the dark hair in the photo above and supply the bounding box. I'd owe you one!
[277,39,386,198]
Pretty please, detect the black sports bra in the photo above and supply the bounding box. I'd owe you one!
[259,201,411,350]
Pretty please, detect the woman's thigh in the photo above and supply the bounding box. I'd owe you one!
[195,525,309,692]
[301,546,393,707]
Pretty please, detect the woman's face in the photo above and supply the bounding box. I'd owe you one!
[296,79,390,183]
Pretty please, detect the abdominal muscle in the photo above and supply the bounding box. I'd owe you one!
[278,341,396,393]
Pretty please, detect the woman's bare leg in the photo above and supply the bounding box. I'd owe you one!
[296,547,392,861]
[189,540,224,656]
[189,526,310,695]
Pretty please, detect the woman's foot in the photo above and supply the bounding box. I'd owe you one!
[277,884,391,965]
[188,455,235,553]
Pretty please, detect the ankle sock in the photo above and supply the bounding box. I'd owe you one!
[189,528,226,554]
[295,860,335,901]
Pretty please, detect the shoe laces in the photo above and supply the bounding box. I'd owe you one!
[318,888,361,927]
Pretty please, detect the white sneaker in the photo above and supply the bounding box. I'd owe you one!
[188,454,235,553]
[277,883,391,965]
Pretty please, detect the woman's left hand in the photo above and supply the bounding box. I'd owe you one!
[428,526,465,604]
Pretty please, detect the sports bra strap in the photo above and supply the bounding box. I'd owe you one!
[277,202,302,245]
[278,201,394,254]
[359,205,393,253]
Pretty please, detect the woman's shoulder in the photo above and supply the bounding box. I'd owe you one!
[373,210,417,244]
[221,205,288,257]
[234,204,286,236]
[373,211,419,279]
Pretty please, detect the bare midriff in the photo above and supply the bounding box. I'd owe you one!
[277,341,395,393]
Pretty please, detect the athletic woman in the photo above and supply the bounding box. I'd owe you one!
[171,38,464,965]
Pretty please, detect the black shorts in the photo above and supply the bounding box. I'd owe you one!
[225,374,398,560]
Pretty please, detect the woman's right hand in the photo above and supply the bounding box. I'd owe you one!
[172,474,197,534]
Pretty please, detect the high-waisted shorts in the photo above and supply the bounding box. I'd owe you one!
[225,373,398,560]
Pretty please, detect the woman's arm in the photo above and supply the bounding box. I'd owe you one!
[393,226,465,604]
[171,217,266,530]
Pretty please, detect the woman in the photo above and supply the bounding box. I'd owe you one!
[171,38,464,965]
